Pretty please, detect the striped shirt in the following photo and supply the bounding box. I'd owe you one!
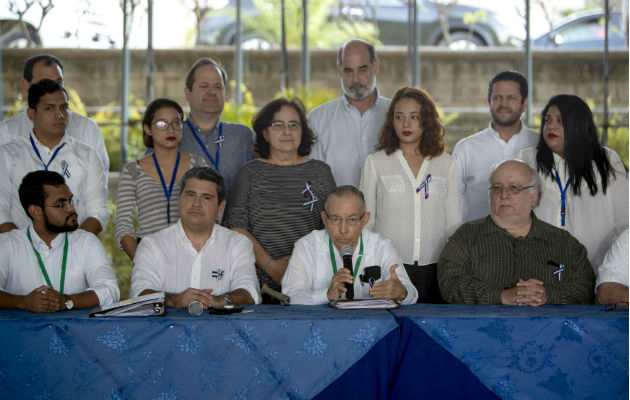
[438,214,595,305]
[223,159,337,290]
[114,154,206,250]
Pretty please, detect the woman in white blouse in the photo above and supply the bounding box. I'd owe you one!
[519,94,628,271]
[360,87,462,303]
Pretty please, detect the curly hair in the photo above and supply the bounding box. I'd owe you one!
[252,98,315,158]
[376,87,445,157]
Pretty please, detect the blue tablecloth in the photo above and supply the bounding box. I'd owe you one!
[0,305,398,400]
[390,304,629,400]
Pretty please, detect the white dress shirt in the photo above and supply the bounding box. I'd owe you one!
[308,92,390,187]
[596,230,629,290]
[130,220,261,303]
[453,121,539,222]
[0,133,108,230]
[281,229,418,305]
[360,150,462,264]
[0,225,120,306]
[0,109,110,174]
[520,147,629,270]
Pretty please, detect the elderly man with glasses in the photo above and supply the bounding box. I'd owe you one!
[438,159,595,305]
[282,185,418,305]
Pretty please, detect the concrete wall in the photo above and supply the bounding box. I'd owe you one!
[3,47,628,133]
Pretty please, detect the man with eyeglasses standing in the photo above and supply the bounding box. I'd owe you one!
[308,39,390,187]
[177,57,257,196]
[0,170,119,312]
[438,160,594,305]
[282,185,417,305]
[0,79,108,236]
[131,167,260,309]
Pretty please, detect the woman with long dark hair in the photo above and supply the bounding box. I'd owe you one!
[360,87,462,303]
[519,94,628,269]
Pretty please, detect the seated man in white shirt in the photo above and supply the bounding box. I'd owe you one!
[282,185,418,305]
[0,171,119,312]
[596,229,629,307]
[131,166,260,308]
[0,54,109,172]
[0,79,108,235]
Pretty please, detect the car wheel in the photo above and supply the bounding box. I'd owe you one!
[1,29,40,48]
[438,31,486,50]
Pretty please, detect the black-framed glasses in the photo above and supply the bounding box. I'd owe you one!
[603,302,629,311]
[269,120,301,132]
[45,199,75,210]
[489,184,535,196]
[324,210,365,226]
[153,120,184,131]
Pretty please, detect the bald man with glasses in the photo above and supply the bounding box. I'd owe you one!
[282,185,417,305]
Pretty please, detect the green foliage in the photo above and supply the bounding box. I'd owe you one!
[101,200,132,300]
[222,82,258,127]
[277,85,337,112]
[239,0,379,48]
[91,96,146,170]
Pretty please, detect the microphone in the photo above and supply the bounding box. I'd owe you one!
[341,245,354,300]
[188,301,203,316]
[261,284,291,306]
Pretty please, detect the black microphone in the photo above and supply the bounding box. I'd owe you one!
[341,245,354,300]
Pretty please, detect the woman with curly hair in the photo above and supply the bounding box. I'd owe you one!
[360,87,461,303]
[519,94,628,270]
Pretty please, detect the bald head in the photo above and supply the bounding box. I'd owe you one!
[489,160,541,228]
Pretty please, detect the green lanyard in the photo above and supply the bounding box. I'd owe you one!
[26,227,68,294]
[329,234,363,276]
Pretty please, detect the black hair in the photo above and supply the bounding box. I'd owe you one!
[179,166,226,204]
[23,54,63,83]
[19,170,66,220]
[536,94,616,196]
[28,79,67,109]
[142,98,184,148]
[487,70,528,104]
[252,97,315,158]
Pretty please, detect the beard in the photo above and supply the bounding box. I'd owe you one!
[491,106,523,127]
[341,74,376,101]
[43,210,78,233]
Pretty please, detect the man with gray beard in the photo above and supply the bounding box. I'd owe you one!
[308,39,390,187]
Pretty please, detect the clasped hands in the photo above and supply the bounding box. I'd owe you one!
[166,288,227,309]
[501,278,547,306]
[327,264,407,301]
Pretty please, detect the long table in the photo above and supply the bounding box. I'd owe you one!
[0,305,627,399]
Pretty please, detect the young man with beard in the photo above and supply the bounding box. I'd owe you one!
[308,39,390,187]
[0,171,119,312]
[453,70,539,222]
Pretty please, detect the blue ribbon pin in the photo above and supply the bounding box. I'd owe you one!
[553,264,565,281]
[301,181,319,212]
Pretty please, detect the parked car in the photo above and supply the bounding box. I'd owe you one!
[533,10,628,49]
[198,0,523,49]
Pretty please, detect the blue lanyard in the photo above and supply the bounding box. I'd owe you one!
[186,119,222,171]
[553,167,571,227]
[30,135,66,171]
[152,151,181,224]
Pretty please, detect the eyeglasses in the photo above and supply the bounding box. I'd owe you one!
[603,302,629,311]
[153,120,184,131]
[269,120,301,132]
[489,184,534,196]
[324,211,365,226]
[45,199,75,210]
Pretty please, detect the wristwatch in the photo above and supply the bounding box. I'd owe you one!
[65,298,74,310]
[221,293,233,306]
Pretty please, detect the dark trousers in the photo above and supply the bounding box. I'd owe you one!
[403,262,445,304]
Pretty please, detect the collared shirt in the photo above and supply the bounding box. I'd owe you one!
[520,147,629,270]
[0,225,120,306]
[178,118,257,196]
[453,121,539,222]
[596,230,629,290]
[0,134,108,229]
[281,229,418,305]
[0,109,110,175]
[361,150,462,264]
[308,92,391,187]
[130,220,261,303]
[437,214,595,305]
